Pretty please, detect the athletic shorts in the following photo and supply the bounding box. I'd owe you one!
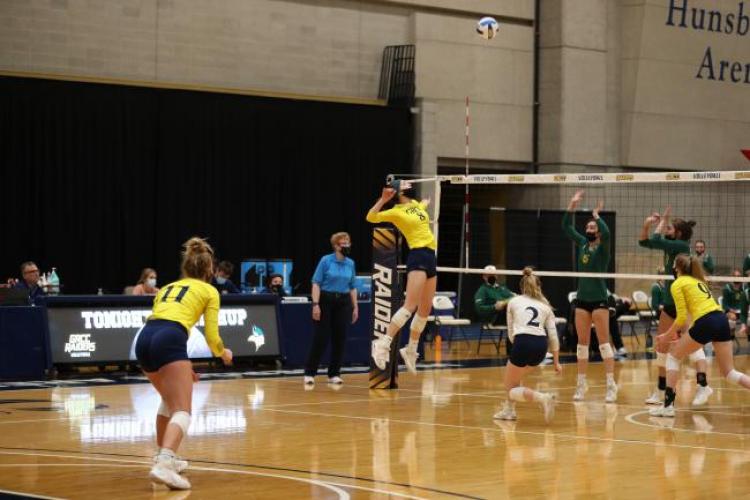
[662,304,677,320]
[574,299,608,313]
[135,319,189,373]
[509,334,548,367]
[406,247,437,278]
[688,311,731,345]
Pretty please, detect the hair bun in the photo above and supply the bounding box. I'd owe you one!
[522,267,533,277]
[183,237,213,256]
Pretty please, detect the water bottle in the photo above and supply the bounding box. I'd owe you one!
[49,268,60,295]
[97,288,103,296]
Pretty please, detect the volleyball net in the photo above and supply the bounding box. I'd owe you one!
[398,170,750,314]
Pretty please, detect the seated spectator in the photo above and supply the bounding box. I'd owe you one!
[650,268,666,314]
[723,269,749,336]
[607,292,633,357]
[132,268,160,296]
[693,240,715,274]
[474,265,515,325]
[11,261,46,304]
[212,260,240,294]
[267,273,287,297]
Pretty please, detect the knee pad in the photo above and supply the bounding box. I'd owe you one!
[410,314,428,335]
[727,369,744,385]
[391,307,412,329]
[157,400,171,418]
[656,352,666,368]
[599,343,614,360]
[169,411,191,435]
[576,344,589,361]
[666,354,680,372]
[509,386,526,402]
[688,349,706,363]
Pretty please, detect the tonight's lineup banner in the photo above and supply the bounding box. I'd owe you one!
[47,304,280,364]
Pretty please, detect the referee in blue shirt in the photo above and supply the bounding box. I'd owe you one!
[304,232,359,386]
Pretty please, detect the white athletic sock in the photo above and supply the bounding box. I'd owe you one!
[158,448,176,460]
[577,374,586,385]
[379,335,392,346]
[407,338,419,350]
[606,373,615,385]
[531,391,545,403]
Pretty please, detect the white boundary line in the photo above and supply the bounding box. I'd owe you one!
[0,450,431,500]
[259,407,750,455]
[0,487,63,500]
[623,410,750,438]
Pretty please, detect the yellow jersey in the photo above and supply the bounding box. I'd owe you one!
[670,275,721,326]
[366,200,436,250]
[150,278,225,357]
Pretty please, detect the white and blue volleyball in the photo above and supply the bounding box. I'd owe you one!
[476,16,499,40]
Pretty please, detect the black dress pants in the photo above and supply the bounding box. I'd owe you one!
[305,291,352,377]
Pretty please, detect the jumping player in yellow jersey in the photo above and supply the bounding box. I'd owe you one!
[367,178,436,374]
[136,237,233,489]
[650,254,750,417]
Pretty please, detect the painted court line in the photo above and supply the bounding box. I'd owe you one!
[0,450,433,500]
[260,407,750,455]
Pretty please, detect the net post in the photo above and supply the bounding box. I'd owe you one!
[369,227,401,389]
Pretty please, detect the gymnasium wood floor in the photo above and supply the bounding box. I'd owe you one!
[2,346,750,499]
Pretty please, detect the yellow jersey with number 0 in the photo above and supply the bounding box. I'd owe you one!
[670,275,721,326]
[366,200,436,250]
[150,278,225,356]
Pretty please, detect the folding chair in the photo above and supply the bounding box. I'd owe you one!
[432,295,472,347]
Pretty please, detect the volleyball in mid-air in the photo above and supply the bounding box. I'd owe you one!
[476,16,499,40]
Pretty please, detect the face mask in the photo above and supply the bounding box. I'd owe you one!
[146,278,156,288]
[487,276,497,285]
[271,284,282,293]
[585,232,597,242]
[216,276,227,285]
[340,245,351,256]
[696,250,704,256]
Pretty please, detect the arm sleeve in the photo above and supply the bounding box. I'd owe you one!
[349,262,357,290]
[671,279,689,326]
[704,255,715,273]
[639,233,689,253]
[311,258,326,285]
[474,287,496,316]
[650,285,660,310]
[722,286,732,312]
[203,290,225,357]
[545,310,560,352]
[597,217,611,244]
[506,303,514,339]
[562,212,587,245]
[366,207,396,224]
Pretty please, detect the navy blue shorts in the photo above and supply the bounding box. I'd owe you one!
[574,299,608,313]
[509,334,548,367]
[662,304,677,320]
[135,319,189,373]
[406,247,437,278]
[688,311,731,345]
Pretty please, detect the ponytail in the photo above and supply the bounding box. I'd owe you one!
[520,267,550,305]
[674,253,707,283]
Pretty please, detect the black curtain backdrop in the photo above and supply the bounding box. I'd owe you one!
[0,77,413,294]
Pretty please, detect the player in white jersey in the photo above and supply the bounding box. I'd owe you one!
[494,267,562,422]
